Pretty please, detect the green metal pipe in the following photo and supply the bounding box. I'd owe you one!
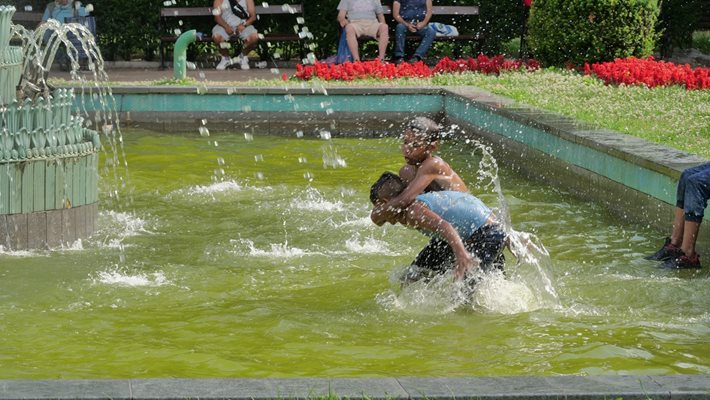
[173,30,196,80]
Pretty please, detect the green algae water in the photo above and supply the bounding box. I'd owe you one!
[0,128,708,378]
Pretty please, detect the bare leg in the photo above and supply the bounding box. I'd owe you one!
[377,23,389,60]
[670,207,684,247]
[213,35,230,58]
[345,24,360,61]
[241,33,259,56]
[680,220,701,256]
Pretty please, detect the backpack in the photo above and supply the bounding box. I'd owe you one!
[227,0,249,20]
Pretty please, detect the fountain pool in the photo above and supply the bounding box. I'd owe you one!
[0,128,708,379]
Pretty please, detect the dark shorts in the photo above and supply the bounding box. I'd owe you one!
[401,224,507,284]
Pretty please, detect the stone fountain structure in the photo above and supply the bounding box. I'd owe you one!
[0,5,101,250]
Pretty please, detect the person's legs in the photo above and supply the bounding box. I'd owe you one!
[659,163,709,268]
[465,224,507,272]
[239,26,259,56]
[412,25,435,60]
[238,30,259,70]
[393,23,407,61]
[679,165,710,256]
[376,22,389,61]
[212,25,232,69]
[399,237,452,285]
[344,23,360,61]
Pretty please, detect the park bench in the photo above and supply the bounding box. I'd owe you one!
[159,3,305,69]
[382,5,483,55]
[11,11,43,29]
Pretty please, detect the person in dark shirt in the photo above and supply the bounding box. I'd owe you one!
[391,0,435,64]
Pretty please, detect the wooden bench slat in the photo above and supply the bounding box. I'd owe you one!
[11,11,44,23]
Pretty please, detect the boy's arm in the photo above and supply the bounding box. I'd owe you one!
[401,202,478,280]
[370,160,439,225]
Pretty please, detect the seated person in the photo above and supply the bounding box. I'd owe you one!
[337,0,389,62]
[370,172,507,283]
[392,0,435,64]
[212,0,259,70]
[41,0,89,25]
[647,161,709,269]
[40,0,91,70]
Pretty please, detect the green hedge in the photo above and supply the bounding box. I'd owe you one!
[527,0,659,67]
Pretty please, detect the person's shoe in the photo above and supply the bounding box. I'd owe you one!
[216,57,231,70]
[660,253,702,269]
[393,57,404,65]
[239,55,250,70]
[645,237,682,261]
[408,55,423,63]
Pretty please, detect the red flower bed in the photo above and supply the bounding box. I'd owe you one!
[294,54,540,81]
[584,57,710,90]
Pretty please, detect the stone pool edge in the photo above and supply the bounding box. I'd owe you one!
[1,375,709,399]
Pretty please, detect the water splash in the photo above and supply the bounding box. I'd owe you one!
[229,238,310,258]
[290,186,346,212]
[344,233,393,254]
[91,266,171,287]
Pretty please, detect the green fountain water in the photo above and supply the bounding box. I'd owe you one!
[0,129,707,378]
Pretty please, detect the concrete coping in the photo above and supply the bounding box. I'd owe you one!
[1,376,709,400]
[105,84,708,180]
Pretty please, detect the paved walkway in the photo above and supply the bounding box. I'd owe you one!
[48,63,298,84]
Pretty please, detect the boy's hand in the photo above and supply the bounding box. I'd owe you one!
[453,253,478,281]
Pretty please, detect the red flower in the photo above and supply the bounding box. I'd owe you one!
[585,56,709,90]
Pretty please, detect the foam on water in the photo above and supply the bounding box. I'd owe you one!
[92,267,170,287]
[230,238,311,258]
[290,187,346,212]
[185,180,243,195]
[344,234,393,254]
[0,247,44,257]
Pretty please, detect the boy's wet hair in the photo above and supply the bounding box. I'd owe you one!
[408,116,441,144]
[370,172,405,204]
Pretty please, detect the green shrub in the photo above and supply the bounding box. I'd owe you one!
[693,30,710,54]
[91,0,161,61]
[527,0,660,67]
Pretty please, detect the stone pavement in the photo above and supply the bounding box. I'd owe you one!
[48,62,298,84]
[1,376,709,400]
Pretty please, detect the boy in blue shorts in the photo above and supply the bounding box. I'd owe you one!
[370,171,507,282]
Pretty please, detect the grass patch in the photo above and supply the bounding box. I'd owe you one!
[430,70,709,158]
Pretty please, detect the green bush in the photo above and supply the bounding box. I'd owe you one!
[92,0,161,61]
[527,0,660,67]
[693,30,710,54]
